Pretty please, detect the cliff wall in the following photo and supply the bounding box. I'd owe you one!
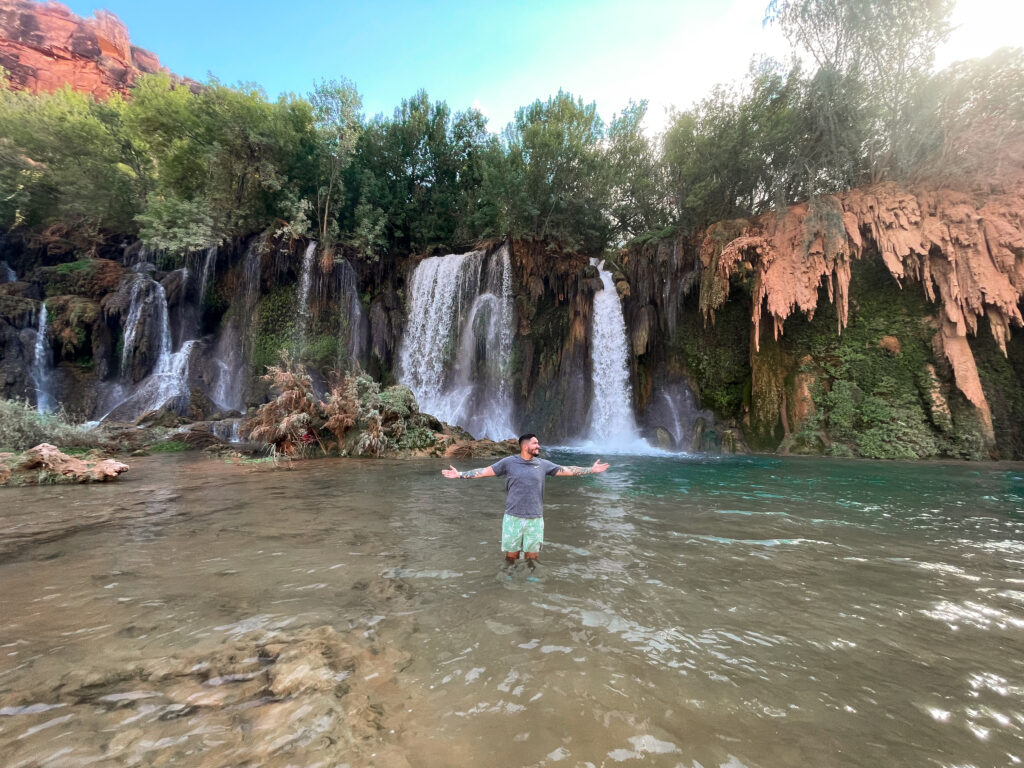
[617,174,1024,459]
[0,0,195,97]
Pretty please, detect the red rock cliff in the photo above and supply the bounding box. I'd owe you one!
[700,175,1024,438]
[0,0,191,97]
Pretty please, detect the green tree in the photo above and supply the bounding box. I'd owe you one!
[493,90,611,252]
[310,78,363,251]
[765,0,953,180]
[606,100,669,242]
[125,75,317,254]
[0,85,144,247]
[347,91,492,254]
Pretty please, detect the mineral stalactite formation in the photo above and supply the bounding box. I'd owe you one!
[700,176,1024,437]
[0,0,194,97]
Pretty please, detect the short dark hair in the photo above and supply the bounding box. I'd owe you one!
[518,433,537,447]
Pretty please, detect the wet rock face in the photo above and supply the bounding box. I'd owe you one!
[0,0,196,97]
[0,291,36,399]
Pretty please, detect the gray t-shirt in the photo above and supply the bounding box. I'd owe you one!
[490,455,562,519]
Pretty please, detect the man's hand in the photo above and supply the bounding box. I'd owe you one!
[557,459,610,476]
[442,465,496,479]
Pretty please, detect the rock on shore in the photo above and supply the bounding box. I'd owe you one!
[0,442,128,486]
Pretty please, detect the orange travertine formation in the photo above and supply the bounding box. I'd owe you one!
[701,176,1024,435]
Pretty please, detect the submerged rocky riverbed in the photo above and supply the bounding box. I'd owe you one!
[1,452,1022,767]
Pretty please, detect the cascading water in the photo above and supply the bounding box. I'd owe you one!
[585,258,641,449]
[120,274,163,378]
[399,246,515,440]
[196,245,217,309]
[1,261,16,283]
[206,238,264,414]
[99,270,195,421]
[32,302,55,414]
[335,258,365,370]
[296,241,317,348]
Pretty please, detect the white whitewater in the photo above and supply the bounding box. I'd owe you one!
[120,274,163,378]
[399,246,515,440]
[296,241,317,348]
[101,271,195,421]
[586,258,641,450]
[32,302,55,414]
[207,238,264,414]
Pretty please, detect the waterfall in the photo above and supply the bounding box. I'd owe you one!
[1,261,16,283]
[196,245,217,309]
[296,241,317,348]
[586,258,640,448]
[335,259,365,370]
[399,246,515,440]
[243,238,263,312]
[32,302,55,414]
[204,237,263,415]
[120,273,170,379]
[210,317,244,413]
[100,270,195,421]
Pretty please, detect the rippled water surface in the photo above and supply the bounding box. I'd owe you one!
[1,452,1022,767]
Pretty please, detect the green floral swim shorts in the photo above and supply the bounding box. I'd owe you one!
[501,514,544,553]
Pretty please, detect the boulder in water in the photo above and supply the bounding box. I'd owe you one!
[134,406,181,428]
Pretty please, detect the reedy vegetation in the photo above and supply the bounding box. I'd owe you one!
[0,0,1021,261]
[243,353,440,458]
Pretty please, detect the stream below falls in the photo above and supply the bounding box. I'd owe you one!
[1,452,1022,767]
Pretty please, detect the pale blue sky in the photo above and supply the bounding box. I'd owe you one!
[61,0,1022,134]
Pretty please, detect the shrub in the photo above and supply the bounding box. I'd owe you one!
[0,398,95,452]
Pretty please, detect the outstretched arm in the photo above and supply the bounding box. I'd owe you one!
[555,459,609,476]
[442,465,497,479]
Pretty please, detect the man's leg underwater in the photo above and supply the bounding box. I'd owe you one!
[501,515,525,569]
[522,518,544,571]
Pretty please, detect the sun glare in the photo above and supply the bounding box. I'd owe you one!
[936,0,1024,68]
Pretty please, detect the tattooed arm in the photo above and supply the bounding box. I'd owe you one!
[555,459,609,477]
[442,465,497,479]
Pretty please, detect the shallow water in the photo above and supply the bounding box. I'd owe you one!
[1,452,1022,767]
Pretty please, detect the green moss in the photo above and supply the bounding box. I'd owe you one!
[148,440,190,452]
[305,334,339,368]
[782,258,969,459]
[252,286,298,372]
[626,225,679,248]
[973,315,1024,459]
[41,260,97,297]
[52,259,94,275]
[674,298,751,420]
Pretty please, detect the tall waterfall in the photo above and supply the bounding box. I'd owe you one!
[32,302,55,414]
[586,258,640,448]
[100,270,195,421]
[399,245,515,440]
[336,258,365,370]
[196,245,217,309]
[296,241,317,347]
[207,238,263,414]
[1,261,16,283]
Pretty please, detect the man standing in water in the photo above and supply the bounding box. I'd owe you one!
[442,434,609,570]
